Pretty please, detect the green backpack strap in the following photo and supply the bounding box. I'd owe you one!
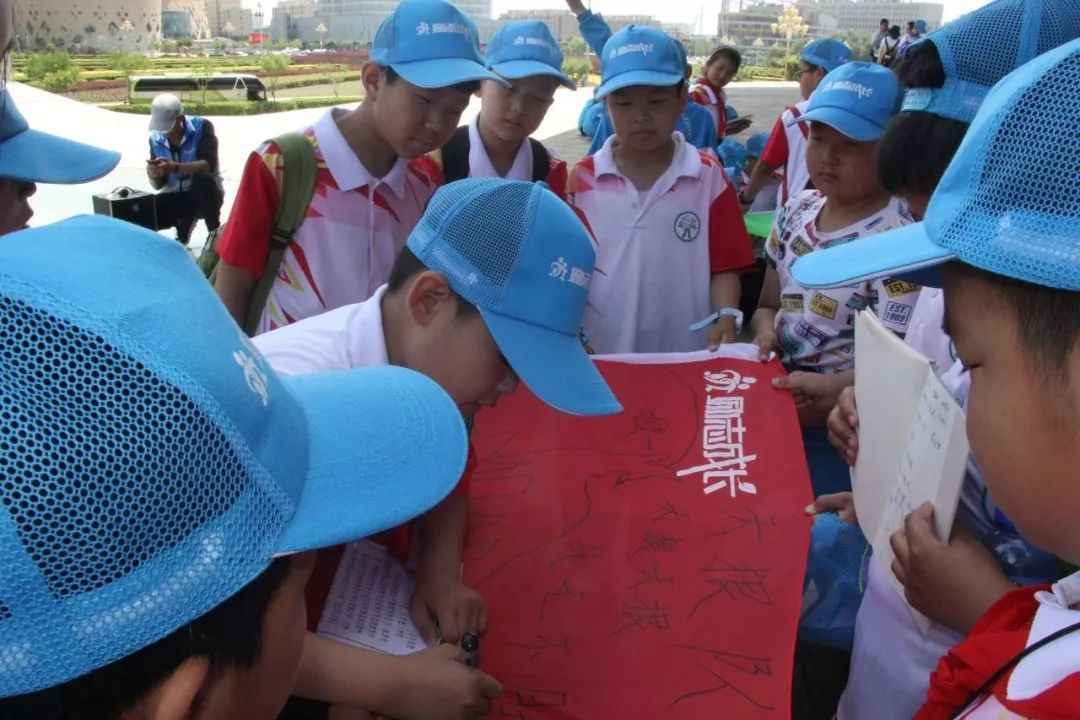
[241,132,318,336]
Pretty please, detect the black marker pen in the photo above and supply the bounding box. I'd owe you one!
[460,632,480,668]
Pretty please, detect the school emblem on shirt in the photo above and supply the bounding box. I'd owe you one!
[809,292,839,320]
[673,211,701,242]
[884,278,920,297]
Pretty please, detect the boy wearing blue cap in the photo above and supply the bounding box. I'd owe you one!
[804,3,1080,717]
[0,216,470,719]
[794,37,1080,720]
[750,63,917,459]
[564,0,720,156]
[740,38,852,211]
[214,0,506,336]
[0,91,119,235]
[570,25,754,354]
[431,20,573,196]
[253,178,620,718]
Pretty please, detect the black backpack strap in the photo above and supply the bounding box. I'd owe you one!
[439,126,471,183]
[529,139,550,183]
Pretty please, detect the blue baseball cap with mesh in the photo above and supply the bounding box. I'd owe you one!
[0,216,468,697]
[486,20,575,89]
[902,0,1080,123]
[746,131,769,158]
[800,38,853,73]
[789,61,902,141]
[0,91,119,184]
[719,138,748,172]
[370,0,506,89]
[793,38,1080,292]
[595,26,684,99]
[407,178,622,416]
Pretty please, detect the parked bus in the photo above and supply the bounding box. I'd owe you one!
[131,74,268,102]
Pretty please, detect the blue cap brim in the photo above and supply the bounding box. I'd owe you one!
[595,70,684,99]
[391,57,509,89]
[490,59,576,89]
[275,365,468,554]
[791,221,955,290]
[0,128,120,184]
[788,108,884,142]
[482,309,622,417]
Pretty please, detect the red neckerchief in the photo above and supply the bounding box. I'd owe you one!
[916,583,1080,719]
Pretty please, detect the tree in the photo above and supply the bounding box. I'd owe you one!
[563,36,587,57]
[562,57,590,86]
[833,30,871,62]
[107,51,149,104]
[197,56,216,104]
[23,51,77,85]
[40,67,80,92]
[259,53,291,103]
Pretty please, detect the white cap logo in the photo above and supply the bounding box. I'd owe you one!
[824,80,874,99]
[234,349,270,407]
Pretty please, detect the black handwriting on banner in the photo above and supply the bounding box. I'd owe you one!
[668,644,775,712]
[611,600,675,636]
[705,508,776,541]
[539,579,586,620]
[629,531,683,558]
[689,561,772,617]
[508,634,570,661]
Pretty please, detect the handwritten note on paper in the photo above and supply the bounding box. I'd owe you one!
[871,370,970,634]
[465,356,812,720]
[316,540,425,655]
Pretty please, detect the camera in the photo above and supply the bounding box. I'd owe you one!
[92,187,159,231]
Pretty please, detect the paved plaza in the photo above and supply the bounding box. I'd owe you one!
[16,81,799,251]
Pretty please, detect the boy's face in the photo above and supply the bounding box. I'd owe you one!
[0,179,36,236]
[478,76,559,146]
[744,155,759,175]
[404,273,519,422]
[797,62,825,101]
[606,84,686,155]
[942,266,1080,565]
[198,553,316,718]
[705,55,737,88]
[368,66,473,159]
[805,123,883,205]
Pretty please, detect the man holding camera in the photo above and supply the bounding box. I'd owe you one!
[147,94,223,245]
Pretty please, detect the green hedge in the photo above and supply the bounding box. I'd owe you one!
[109,96,363,115]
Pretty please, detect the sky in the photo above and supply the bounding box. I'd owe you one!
[246,0,992,32]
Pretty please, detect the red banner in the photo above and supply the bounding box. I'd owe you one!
[464,356,812,720]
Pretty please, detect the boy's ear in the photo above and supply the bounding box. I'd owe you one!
[361,62,384,99]
[406,271,457,327]
[139,656,211,720]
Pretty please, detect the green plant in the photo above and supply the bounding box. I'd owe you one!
[197,56,216,104]
[109,96,362,116]
[107,51,148,103]
[562,56,590,85]
[259,53,291,102]
[563,36,587,57]
[22,51,75,83]
[40,66,81,92]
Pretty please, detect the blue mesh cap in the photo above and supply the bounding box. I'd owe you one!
[370,0,506,89]
[0,91,119,184]
[0,216,467,697]
[719,138,748,172]
[746,130,769,158]
[486,20,575,89]
[800,38,854,73]
[789,62,902,141]
[407,178,622,416]
[595,26,684,99]
[793,38,1080,292]
[902,0,1080,123]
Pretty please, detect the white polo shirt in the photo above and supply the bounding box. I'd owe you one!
[252,285,389,377]
[216,108,439,335]
[569,132,755,354]
[467,115,534,180]
[760,100,811,208]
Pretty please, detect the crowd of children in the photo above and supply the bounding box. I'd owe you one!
[3,0,1080,718]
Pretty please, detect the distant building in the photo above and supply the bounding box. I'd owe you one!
[718,1,944,59]
[206,0,255,38]
[291,0,495,45]
[271,0,317,40]
[496,9,661,43]
[13,0,160,52]
[162,0,213,39]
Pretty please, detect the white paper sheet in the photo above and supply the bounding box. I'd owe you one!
[870,369,971,634]
[316,540,426,655]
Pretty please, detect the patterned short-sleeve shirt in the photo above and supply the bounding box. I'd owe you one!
[767,190,919,373]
